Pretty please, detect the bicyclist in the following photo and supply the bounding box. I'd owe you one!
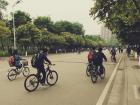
[88,47,96,63]
[36,48,52,85]
[13,50,22,69]
[126,46,131,57]
[110,47,116,62]
[92,47,107,75]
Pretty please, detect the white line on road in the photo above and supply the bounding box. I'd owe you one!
[133,85,140,100]
[96,55,123,105]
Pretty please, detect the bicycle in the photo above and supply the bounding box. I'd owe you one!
[86,63,95,77]
[24,64,58,92]
[90,65,105,83]
[7,60,30,81]
[111,55,116,63]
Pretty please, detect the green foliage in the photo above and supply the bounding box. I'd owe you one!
[34,16,54,32]
[0,8,106,54]
[0,20,10,37]
[0,50,8,56]
[0,0,8,19]
[54,21,85,35]
[16,22,41,49]
[9,10,32,28]
[90,0,140,45]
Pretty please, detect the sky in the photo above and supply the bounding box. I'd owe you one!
[6,0,102,35]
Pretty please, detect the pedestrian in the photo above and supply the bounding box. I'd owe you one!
[126,46,131,57]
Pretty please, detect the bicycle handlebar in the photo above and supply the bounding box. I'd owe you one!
[44,63,55,66]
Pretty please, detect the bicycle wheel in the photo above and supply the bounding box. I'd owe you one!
[86,65,90,77]
[22,67,30,77]
[24,74,39,92]
[46,70,58,86]
[91,70,97,83]
[7,69,17,81]
[100,67,105,79]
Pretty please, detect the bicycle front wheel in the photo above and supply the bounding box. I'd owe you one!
[86,65,90,77]
[24,74,39,92]
[46,71,58,86]
[22,67,30,77]
[7,69,17,81]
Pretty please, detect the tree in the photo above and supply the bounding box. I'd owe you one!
[16,22,41,50]
[71,22,85,35]
[54,21,85,35]
[9,10,31,28]
[34,16,54,33]
[90,0,140,45]
[0,0,8,19]
[0,20,10,50]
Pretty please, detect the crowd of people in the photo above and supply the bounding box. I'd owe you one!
[8,45,137,86]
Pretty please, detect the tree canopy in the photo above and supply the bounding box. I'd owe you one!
[0,0,106,55]
[0,0,8,19]
[90,0,140,45]
[9,10,32,28]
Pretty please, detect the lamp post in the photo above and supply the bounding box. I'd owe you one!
[12,0,22,49]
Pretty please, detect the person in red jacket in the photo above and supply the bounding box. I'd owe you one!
[88,47,96,63]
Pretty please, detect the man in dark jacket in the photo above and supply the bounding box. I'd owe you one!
[36,48,52,85]
[92,47,107,74]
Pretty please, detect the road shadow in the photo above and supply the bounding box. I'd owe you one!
[130,58,138,61]
[24,84,60,94]
[132,65,140,69]
[118,68,124,71]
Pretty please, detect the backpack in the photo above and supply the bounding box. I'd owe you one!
[31,53,39,68]
[92,52,101,64]
[8,56,15,66]
[93,52,98,62]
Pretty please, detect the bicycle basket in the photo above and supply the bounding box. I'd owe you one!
[22,60,28,66]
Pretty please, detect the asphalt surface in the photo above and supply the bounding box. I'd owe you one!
[0,51,121,105]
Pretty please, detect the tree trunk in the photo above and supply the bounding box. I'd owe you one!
[0,38,5,51]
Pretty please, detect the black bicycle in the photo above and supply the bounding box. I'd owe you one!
[24,64,58,92]
[86,63,95,77]
[90,65,105,83]
[7,60,30,81]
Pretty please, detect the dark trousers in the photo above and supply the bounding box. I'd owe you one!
[37,66,46,83]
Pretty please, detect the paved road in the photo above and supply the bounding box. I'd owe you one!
[0,51,121,105]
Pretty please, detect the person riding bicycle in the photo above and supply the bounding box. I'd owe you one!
[36,48,52,85]
[92,47,107,75]
[12,50,22,69]
[110,47,116,62]
[88,47,96,63]
[126,46,131,57]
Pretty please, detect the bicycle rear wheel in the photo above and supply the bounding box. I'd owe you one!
[46,70,58,86]
[100,67,105,79]
[24,74,39,92]
[91,70,97,83]
[7,69,17,81]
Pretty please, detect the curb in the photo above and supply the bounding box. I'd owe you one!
[96,55,124,105]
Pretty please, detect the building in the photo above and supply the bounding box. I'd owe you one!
[100,26,112,41]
